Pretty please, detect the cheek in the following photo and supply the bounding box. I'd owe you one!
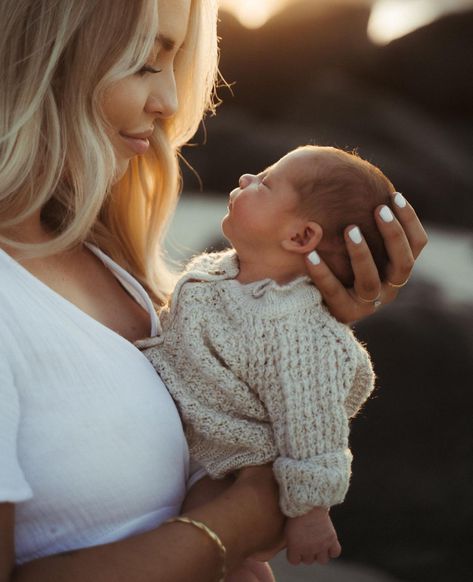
[231,199,252,225]
[102,79,144,130]
[232,200,268,237]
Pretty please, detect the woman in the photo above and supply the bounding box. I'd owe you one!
[0,0,427,580]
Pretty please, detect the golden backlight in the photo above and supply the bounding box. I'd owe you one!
[219,1,473,43]
[218,0,374,29]
[219,0,285,29]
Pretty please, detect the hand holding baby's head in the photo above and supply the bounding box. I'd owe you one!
[223,145,394,287]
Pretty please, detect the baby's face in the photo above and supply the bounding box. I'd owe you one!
[221,150,305,253]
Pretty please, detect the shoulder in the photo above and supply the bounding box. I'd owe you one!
[181,248,239,279]
[166,249,238,313]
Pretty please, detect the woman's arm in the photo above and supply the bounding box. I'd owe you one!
[306,192,428,323]
[3,468,284,582]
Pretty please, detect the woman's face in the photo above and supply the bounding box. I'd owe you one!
[102,0,191,181]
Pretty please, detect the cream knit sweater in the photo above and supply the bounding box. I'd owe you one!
[141,250,375,517]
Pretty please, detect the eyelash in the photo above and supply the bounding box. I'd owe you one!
[138,65,163,76]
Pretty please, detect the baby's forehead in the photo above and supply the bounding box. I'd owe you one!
[280,148,326,173]
[277,149,323,183]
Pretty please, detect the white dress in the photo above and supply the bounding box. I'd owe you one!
[0,243,196,565]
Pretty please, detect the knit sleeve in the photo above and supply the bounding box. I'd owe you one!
[0,355,33,502]
[344,340,376,419]
[255,317,354,518]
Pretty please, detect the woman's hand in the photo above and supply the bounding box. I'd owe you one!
[306,192,428,323]
[230,466,286,558]
[185,465,285,560]
[183,469,284,580]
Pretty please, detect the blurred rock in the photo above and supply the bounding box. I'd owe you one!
[335,282,473,582]
[373,11,473,116]
[218,2,374,118]
[182,4,473,231]
[270,554,406,582]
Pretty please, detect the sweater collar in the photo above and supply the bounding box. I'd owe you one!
[176,248,321,304]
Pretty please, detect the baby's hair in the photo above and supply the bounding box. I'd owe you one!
[294,146,394,287]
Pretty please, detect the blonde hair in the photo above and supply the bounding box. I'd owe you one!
[0,0,219,305]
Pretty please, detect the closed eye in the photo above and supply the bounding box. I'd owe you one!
[138,65,163,75]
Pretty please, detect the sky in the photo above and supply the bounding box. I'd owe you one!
[219,0,473,43]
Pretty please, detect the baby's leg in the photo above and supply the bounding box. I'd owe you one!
[226,559,276,582]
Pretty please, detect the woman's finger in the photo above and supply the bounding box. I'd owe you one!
[374,203,415,288]
[305,251,358,323]
[306,247,381,323]
[391,192,428,259]
[344,225,381,302]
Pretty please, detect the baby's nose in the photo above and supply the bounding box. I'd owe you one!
[239,174,255,188]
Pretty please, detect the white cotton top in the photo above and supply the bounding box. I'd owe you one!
[0,243,196,565]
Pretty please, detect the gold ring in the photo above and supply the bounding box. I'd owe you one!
[387,278,409,288]
[355,291,381,305]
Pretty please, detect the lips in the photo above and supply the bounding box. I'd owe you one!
[119,131,152,155]
[228,188,239,211]
[229,187,239,202]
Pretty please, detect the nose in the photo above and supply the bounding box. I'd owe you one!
[145,70,178,120]
[239,174,256,188]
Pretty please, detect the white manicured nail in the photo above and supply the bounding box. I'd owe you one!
[394,192,407,208]
[308,251,320,265]
[348,226,362,244]
[380,206,394,223]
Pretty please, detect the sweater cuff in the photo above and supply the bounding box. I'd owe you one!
[273,450,353,517]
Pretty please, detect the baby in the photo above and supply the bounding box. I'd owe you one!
[143,145,395,568]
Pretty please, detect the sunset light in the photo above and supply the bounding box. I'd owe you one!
[219,0,282,29]
[368,0,473,44]
[219,0,473,39]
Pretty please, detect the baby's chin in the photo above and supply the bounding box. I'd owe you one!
[220,217,233,247]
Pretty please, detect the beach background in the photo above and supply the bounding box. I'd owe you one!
[165,1,473,580]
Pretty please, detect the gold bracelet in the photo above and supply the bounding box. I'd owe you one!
[164,516,226,582]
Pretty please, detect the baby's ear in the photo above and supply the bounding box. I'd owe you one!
[281,221,322,254]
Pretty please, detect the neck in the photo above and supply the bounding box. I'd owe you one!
[1,210,53,246]
[235,251,307,285]
[0,210,65,264]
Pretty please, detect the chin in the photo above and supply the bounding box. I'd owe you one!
[221,216,231,238]
[112,159,130,184]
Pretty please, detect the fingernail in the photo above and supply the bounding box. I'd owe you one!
[348,226,362,245]
[394,192,407,208]
[308,251,320,265]
[380,206,394,223]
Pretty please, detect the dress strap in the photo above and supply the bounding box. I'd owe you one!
[84,243,159,338]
